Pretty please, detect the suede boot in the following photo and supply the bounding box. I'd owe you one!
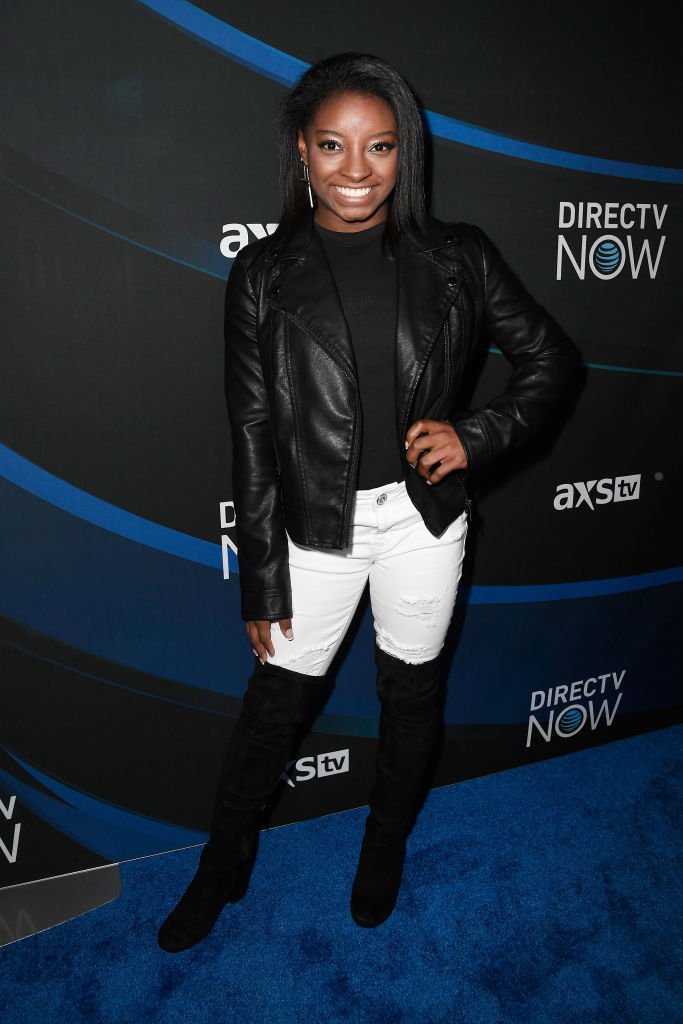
[157,659,325,952]
[350,645,444,928]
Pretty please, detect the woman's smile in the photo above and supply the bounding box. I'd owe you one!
[334,185,374,198]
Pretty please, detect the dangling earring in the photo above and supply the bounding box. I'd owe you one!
[299,160,314,209]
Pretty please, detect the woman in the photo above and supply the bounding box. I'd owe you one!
[157,52,576,952]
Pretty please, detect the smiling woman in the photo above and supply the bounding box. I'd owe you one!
[156,51,577,953]
[297,92,399,232]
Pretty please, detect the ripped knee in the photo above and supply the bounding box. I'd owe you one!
[374,625,442,666]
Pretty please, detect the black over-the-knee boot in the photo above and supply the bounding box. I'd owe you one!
[350,645,445,928]
[157,658,325,952]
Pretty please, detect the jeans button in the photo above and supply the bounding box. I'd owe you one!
[377,493,387,505]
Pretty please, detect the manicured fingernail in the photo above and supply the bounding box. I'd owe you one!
[259,658,265,665]
[404,441,409,449]
[252,648,259,657]
[284,628,294,640]
[426,479,432,486]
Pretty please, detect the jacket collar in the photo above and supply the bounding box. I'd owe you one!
[268,208,465,437]
[267,205,464,265]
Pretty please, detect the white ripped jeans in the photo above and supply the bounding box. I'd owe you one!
[265,479,468,677]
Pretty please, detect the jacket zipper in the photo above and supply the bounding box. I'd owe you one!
[440,314,471,522]
[400,311,455,447]
[440,321,451,417]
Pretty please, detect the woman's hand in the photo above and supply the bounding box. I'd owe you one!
[246,618,294,664]
[404,419,468,484]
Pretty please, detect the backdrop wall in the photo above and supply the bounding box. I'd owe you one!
[1,0,681,891]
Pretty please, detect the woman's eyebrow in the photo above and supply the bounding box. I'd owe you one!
[313,128,397,136]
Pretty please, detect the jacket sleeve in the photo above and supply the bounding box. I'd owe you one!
[224,251,292,622]
[450,225,579,472]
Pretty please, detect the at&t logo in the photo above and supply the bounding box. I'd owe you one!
[554,474,640,511]
[526,671,625,747]
[282,749,350,788]
[556,201,667,280]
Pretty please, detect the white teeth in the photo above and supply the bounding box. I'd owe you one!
[335,186,372,197]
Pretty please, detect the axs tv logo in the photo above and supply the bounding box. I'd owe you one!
[282,749,350,789]
[220,223,278,259]
[554,474,641,511]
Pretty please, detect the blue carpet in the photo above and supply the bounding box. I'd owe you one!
[1,726,682,1024]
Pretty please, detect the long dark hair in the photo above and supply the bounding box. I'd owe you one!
[275,52,428,251]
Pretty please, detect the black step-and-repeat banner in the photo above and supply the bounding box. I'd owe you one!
[1,0,681,889]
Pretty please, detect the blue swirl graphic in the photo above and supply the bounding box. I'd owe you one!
[0,442,223,570]
[134,0,683,184]
[487,349,683,379]
[0,751,204,858]
[2,443,682,603]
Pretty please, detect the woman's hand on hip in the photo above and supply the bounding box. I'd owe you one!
[246,618,294,664]
[405,419,468,484]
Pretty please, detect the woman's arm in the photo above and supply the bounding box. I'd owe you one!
[224,250,293,625]
[448,225,579,473]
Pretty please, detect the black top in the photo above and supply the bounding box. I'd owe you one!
[315,220,404,490]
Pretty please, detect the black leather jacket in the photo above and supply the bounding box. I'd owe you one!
[224,208,577,621]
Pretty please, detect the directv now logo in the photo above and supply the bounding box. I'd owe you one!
[526,671,625,748]
[554,475,640,511]
[556,201,667,280]
[282,749,350,788]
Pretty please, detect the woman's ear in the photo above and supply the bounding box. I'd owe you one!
[296,128,308,164]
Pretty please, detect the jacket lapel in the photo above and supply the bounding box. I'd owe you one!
[394,225,464,436]
[268,209,357,380]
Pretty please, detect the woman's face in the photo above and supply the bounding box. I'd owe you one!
[297,91,398,232]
